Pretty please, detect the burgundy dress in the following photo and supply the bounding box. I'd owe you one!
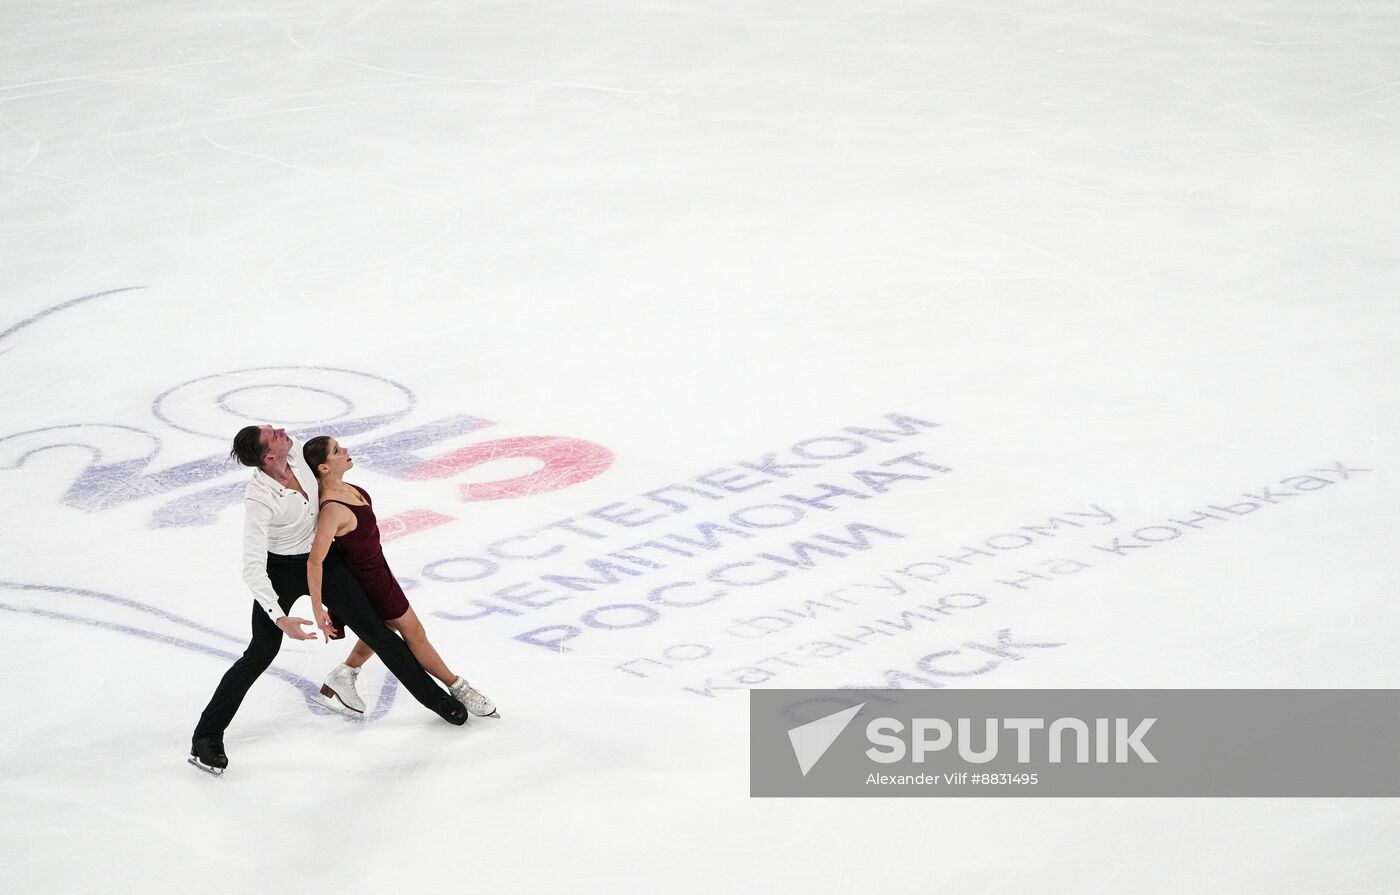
[321,484,411,621]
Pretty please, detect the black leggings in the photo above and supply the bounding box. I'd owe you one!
[193,547,446,739]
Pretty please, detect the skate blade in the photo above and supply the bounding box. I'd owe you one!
[319,683,365,715]
[468,709,501,719]
[187,756,225,777]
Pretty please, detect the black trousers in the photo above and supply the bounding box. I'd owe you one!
[193,546,446,740]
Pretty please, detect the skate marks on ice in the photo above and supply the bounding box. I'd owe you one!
[0,580,401,722]
[0,286,146,357]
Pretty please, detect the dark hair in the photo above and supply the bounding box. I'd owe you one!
[302,436,332,479]
[230,426,266,468]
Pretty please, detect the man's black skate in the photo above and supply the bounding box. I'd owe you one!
[434,696,469,726]
[188,736,228,776]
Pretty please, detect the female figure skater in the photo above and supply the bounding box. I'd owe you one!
[304,435,498,718]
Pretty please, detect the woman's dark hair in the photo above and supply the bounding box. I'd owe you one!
[230,426,265,468]
[302,436,332,479]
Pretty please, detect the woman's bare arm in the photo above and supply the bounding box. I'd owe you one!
[307,503,349,641]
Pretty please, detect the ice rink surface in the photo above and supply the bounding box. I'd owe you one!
[2,1,1399,892]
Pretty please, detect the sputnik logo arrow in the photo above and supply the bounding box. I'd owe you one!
[787,703,865,776]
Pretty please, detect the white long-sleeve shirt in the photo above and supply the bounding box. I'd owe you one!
[240,443,320,620]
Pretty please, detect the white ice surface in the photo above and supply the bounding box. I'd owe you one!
[2,2,1399,893]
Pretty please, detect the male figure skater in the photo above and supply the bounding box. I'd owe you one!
[189,424,467,775]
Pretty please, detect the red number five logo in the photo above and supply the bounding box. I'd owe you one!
[408,435,614,501]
